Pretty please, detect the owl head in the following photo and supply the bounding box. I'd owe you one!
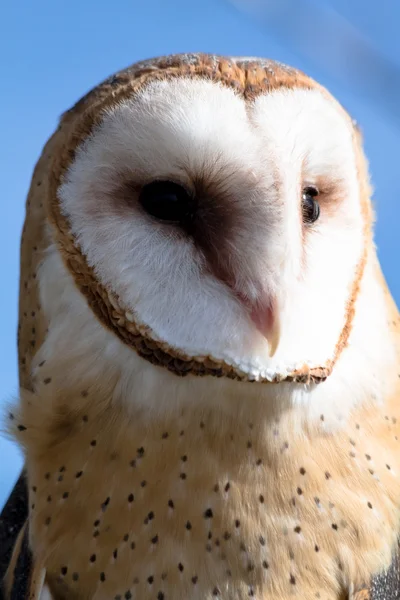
[40,53,392,400]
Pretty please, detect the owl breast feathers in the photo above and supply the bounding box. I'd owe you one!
[2,53,400,600]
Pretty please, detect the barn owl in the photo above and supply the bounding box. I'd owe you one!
[2,52,400,600]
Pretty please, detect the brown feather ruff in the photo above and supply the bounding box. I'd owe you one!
[37,52,370,384]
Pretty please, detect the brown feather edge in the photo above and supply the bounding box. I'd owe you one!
[353,591,370,600]
[3,522,26,597]
[45,53,371,385]
[3,521,44,600]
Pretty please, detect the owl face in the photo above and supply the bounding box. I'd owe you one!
[57,71,367,383]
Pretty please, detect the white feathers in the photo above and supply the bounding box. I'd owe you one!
[52,76,394,416]
[39,586,53,600]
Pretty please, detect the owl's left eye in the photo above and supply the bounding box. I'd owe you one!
[139,180,195,224]
[302,186,320,224]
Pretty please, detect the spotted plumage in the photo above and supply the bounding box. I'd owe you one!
[2,53,400,600]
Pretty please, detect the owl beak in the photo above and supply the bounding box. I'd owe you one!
[250,299,281,357]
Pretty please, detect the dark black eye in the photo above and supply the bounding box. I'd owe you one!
[302,186,320,224]
[139,180,195,224]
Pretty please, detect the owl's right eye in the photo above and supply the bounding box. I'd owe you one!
[139,180,196,224]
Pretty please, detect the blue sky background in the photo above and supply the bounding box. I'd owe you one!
[1,0,399,509]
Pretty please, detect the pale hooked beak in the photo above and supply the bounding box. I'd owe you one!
[250,299,281,357]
